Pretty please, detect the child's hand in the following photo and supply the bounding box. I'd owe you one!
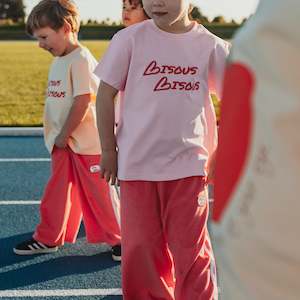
[55,133,69,148]
[100,149,118,185]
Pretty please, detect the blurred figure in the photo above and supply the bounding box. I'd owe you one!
[212,0,300,299]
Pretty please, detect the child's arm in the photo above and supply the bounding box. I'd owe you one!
[96,80,119,185]
[55,94,91,148]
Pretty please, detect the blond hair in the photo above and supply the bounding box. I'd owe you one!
[26,0,80,36]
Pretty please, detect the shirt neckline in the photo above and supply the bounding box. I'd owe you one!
[57,45,83,60]
[148,19,199,38]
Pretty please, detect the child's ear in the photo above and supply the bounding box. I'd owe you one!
[63,22,72,33]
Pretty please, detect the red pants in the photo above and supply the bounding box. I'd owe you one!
[120,176,217,300]
[33,147,120,246]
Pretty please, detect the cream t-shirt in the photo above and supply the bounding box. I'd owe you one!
[44,46,101,155]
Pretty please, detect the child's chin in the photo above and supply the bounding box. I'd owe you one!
[124,20,131,27]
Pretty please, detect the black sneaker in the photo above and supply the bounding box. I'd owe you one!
[111,244,121,262]
[13,238,58,255]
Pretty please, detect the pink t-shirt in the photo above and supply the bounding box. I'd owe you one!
[94,20,229,181]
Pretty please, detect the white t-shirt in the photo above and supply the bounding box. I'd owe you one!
[44,46,101,155]
[211,1,300,299]
[94,20,229,181]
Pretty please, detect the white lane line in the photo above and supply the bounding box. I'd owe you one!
[0,200,213,205]
[0,289,123,297]
[0,158,50,162]
[0,127,43,136]
[0,200,40,205]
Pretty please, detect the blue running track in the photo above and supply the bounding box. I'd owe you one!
[0,136,122,299]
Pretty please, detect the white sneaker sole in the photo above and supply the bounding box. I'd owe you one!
[13,247,58,255]
[112,254,121,262]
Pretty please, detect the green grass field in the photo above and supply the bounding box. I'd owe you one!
[0,40,221,126]
[0,41,109,126]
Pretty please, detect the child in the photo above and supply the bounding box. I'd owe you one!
[114,0,150,125]
[122,0,149,27]
[95,0,229,298]
[13,0,121,262]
